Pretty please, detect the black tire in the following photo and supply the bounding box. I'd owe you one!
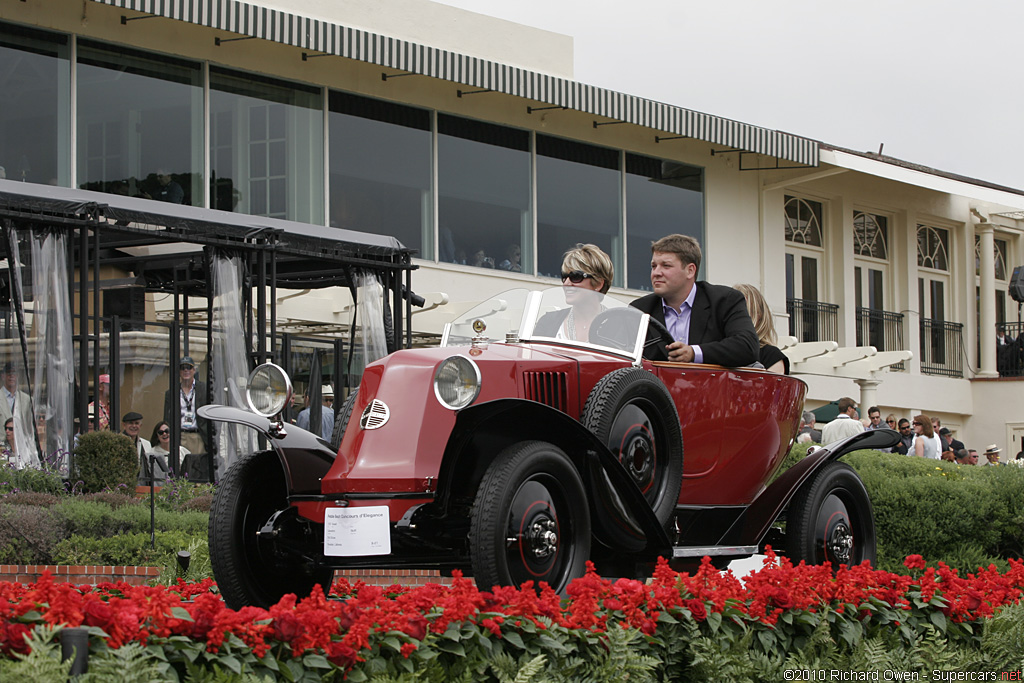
[209,450,333,609]
[582,367,683,525]
[786,461,876,567]
[330,388,359,452]
[470,441,590,593]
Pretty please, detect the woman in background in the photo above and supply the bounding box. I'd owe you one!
[910,413,941,459]
[734,284,789,374]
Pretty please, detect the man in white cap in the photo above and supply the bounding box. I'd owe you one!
[296,384,334,441]
[981,444,1003,466]
[164,355,208,457]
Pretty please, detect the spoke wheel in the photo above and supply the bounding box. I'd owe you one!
[210,450,333,609]
[471,441,590,593]
[582,368,683,525]
[786,461,876,568]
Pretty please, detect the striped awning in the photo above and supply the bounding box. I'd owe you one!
[92,0,819,166]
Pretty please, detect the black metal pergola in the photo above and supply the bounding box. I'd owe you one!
[0,178,416,478]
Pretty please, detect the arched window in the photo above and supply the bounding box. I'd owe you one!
[917,225,949,271]
[784,196,823,246]
[853,212,888,259]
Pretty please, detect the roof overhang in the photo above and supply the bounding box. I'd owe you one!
[89,0,818,167]
[819,148,1024,213]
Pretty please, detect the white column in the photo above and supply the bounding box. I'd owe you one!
[854,378,880,417]
[976,222,998,378]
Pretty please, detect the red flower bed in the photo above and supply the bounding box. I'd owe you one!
[1,551,1023,677]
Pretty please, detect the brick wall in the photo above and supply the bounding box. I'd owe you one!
[0,565,162,585]
[0,565,463,589]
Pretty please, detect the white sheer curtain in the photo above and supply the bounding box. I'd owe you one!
[210,252,256,473]
[29,229,73,472]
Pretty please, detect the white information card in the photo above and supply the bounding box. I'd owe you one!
[324,506,392,557]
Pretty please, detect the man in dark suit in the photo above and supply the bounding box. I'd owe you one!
[630,234,758,366]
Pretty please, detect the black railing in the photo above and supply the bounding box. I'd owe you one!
[787,299,839,343]
[997,322,1024,377]
[856,308,906,371]
[920,318,964,378]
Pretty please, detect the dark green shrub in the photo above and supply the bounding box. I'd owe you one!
[0,462,66,495]
[0,491,60,506]
[80,491,141,509]
[51,529,198,566]
[179,494,212,513]
[71,430,139,493]
[0,504,65,563]
[844,451,1024,573]
[53,498,208,538]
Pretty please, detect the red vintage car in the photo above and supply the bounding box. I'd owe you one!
[203,287,895,609]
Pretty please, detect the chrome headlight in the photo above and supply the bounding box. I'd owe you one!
[246,363,293,418]
[433,355,481,410]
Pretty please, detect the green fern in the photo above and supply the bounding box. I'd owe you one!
[0,625,72,681]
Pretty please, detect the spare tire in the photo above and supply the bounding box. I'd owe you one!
[582,367,683,525]
[329,388,360,453]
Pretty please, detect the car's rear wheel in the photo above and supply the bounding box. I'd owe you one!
[582,367,683,525]
[470,441,590,593]
[786,461,876,567]
[210,450,333,609]
[329,388,359,452]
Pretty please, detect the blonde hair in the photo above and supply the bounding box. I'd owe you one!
[561,243,614,294]
[734,284,777,347]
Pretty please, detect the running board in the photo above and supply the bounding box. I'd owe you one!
[672,545,757,558]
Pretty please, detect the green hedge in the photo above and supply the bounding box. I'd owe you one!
[843,450,1024,573]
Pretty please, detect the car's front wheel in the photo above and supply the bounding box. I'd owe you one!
[470,441,590,593]
[785,461,876,567]
[209,450,334,609]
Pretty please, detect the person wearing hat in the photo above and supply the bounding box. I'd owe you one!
[0,362,32,432]
[981,444,1003,466]
[121,411,152,460]
[296,384,334,442]
[87,374,112,430]
[163,355,208,458]
[939,427,965,455]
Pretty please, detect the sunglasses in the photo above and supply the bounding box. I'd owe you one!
[561,270,595,284]
[157,429,170,436]
[913,422,922,426]
[886,420,896,424]
[4,427,11,432]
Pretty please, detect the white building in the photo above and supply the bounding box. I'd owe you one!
[2,0,1022,455]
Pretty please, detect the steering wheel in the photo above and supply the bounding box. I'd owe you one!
[644,317,675,353]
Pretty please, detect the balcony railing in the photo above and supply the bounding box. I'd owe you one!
[920,318,964,378]
[997,322,1024,377]
[787,299,839,343]
[856,308,906,371]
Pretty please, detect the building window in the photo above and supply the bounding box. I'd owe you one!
[328,91,431,256]
[853,212,888,259]
[917,224,949,271]
[625,154,703,291]
[0,23,70,186]
[210,68,323,223]
[438,115,531,272]
[784,196,823,246]
[974,235,1008,281]
[536,135,621,283]
[77,41,202,205]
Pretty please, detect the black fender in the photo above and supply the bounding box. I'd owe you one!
[198,404,337,496]
[720,428,900,547]
[436,398,672,559]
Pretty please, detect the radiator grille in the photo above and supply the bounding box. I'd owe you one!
[522,371,569,412]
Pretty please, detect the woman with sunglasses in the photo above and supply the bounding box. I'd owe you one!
[147,420,185,484]
[535,244,614,341]
[910,413,941,459]
[2,417,15,465]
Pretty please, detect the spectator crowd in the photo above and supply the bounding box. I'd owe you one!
[799,398,1021,466]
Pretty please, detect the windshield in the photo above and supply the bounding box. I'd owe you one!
[442,287,648,360]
